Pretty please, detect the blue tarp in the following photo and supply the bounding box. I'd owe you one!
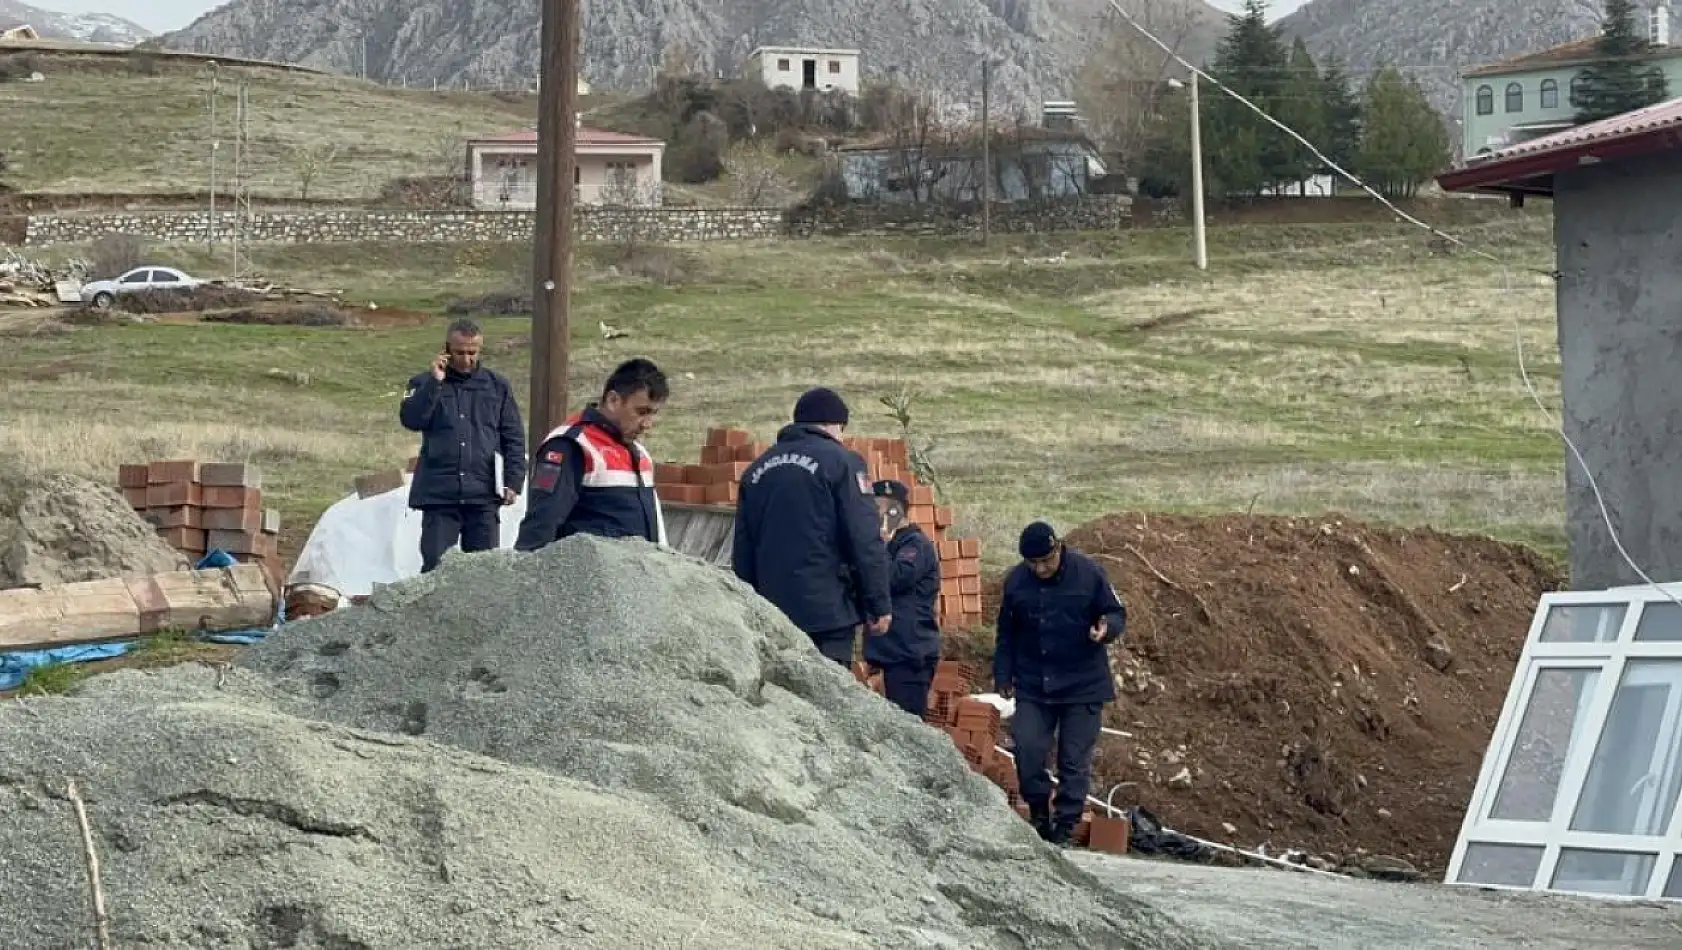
[0,550,282,692]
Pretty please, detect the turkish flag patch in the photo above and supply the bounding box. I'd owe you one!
[532,462,561,491]
[544,449,564,463]
[856,472,872,494]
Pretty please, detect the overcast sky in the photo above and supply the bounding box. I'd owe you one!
[36,0,1310,34]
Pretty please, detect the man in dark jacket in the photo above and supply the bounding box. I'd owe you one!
[864,479,941,716]
[400,319,526,573]
[733,387,891,666]
[995,521,1127,844]
[515,358,669,551]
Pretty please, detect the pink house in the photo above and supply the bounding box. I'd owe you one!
[466,126,665,210]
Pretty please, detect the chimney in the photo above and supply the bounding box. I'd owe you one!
[1652,3,1671,46]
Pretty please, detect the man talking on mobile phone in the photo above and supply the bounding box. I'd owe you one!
[400,319,526,572]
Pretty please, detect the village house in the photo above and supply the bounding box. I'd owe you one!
[837,126,1106,204]
[0,24,41,41]
[1460,5,1681,156]
[743,46,861,96]
[464,125,665,210]
[1437,96,1682,590]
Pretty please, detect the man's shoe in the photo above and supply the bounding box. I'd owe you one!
[1046,822,1075,847]
[1028,805,1053,841]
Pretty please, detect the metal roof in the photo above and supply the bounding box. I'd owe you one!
[1436,95,1682,196]
[469,128,663,147]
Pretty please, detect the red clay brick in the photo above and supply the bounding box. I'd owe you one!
[149,505,202,529]
[703,482,738,505]
[700,444,734,464]
[654,463,687,485]
[121,487,148,509]
[958,538,981,558]
[159,526,206,552]
[935,506,954,528]
[910,485,935,506]
[660,484,705,504]
[203,505,260,533]
[961,595,982,613]
[117,464,149,488]
[207,529,262,555]
[958,575,981,595]
[199,462,261,488]
[701,462,749,484]
[202,486,260,509]
[938,540,961,560]
[146,459,199,485]
[146,482,202,508]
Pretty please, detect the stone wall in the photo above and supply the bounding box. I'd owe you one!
[21,197,1137,247]
[785,196,1135,237]
[22,207,787,247]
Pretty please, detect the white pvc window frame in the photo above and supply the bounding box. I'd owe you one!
[1447,583,1682,901]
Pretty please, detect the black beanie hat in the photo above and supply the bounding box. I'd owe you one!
[872,480,910,505]
[1019,521,1058,559]
[793,387,849,426]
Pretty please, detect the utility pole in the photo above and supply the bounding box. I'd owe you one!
[208,64,218,247]
[529,0,582,448]
[232,82,250,279]
[980,59,990,245]
[1189,72,1207,271]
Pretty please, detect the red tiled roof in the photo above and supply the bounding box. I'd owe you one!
[1463,36,1682,77]
[1437,95,1682,196]
[470,127,662,146]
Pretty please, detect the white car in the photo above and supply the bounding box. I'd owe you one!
[79,266,203,309]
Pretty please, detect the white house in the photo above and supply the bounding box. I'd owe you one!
[465,125,665,210]
[744,46,861,96]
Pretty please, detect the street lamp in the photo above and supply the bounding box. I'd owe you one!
[1167,74,1206,270]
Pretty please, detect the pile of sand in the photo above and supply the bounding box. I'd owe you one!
[0,537,1216,949]
[0,466,183,590]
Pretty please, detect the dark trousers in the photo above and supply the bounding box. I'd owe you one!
[879,656,938,717]
[809,626,857,666]
[1012,699,1105,828]
[419,504,500,573]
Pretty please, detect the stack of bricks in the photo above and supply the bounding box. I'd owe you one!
[922,659,1025,814]
[653,427,986,629]
[117,460,281,579]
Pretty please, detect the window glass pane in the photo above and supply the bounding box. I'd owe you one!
[1539,604,1626,643]
[1634,602,1682,641]
[1490,667,1600,820]
[1456,843,1543,886]
[1665,859,1682,898]
[1551,849,1656,896]
[1571,660,1682,836]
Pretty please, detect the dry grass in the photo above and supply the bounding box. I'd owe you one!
[0,52,535,201]
[0,206,1570,564]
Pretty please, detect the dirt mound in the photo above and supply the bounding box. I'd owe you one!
[974,513,1562,875]
[0,466,185,589]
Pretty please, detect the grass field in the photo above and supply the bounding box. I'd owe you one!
[0,202,1568,565]
[0,51,538,201]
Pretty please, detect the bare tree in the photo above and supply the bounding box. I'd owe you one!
[725,141,799,207]
[1075,1,1200,181]
[878,91,950,204]
[290,142,339,201]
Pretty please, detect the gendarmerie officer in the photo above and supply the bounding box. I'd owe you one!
[994,521,1127,844]
[863,479,941,715]
[733,387,890,665]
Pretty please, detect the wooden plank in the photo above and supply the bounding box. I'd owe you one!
[0,567,276,652]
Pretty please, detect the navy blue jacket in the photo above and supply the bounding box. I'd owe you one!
[400,366,526,509]
[864,525,941,666]
[732,424,891,634]
[514,406,661,550]
[994,548,1127,705]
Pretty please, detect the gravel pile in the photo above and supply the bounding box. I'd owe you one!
[0,536,1218,949]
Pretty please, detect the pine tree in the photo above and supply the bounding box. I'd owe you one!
[1276,37,1327,187]
[1572,0,1670,123]
[1354,67,1451,199]
[1317,55,1362,178]
[1205,0,1295,195]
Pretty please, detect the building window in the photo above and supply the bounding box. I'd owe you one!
[1570,72,1589,105]
[1476,85,1494,115]
[1540,79,1559,109]
[1505,82,1523,112]
[829,60,841,73]
[776,58,789,70]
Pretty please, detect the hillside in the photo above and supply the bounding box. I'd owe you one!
[0,52,535,201]
[1279,0,1605,116]
[157,0,1228,113]
[0,0,149,45]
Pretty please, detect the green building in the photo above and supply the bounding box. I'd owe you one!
[1461,13,1682,157]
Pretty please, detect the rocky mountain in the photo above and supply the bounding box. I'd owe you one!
[156,0,1228,113]
[1279,0,1612,116]
[0,0,151,45]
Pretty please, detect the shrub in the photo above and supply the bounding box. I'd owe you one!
[445,291,531,316]
[104,285,260,314]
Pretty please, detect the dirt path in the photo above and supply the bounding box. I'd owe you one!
[1074,853,1682,948]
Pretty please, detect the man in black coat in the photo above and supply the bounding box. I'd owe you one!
[733,387,891,666]
[994,521,1127,844]
[400,319,526,572]
[863,479,941,716]
[515,358,668,551]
